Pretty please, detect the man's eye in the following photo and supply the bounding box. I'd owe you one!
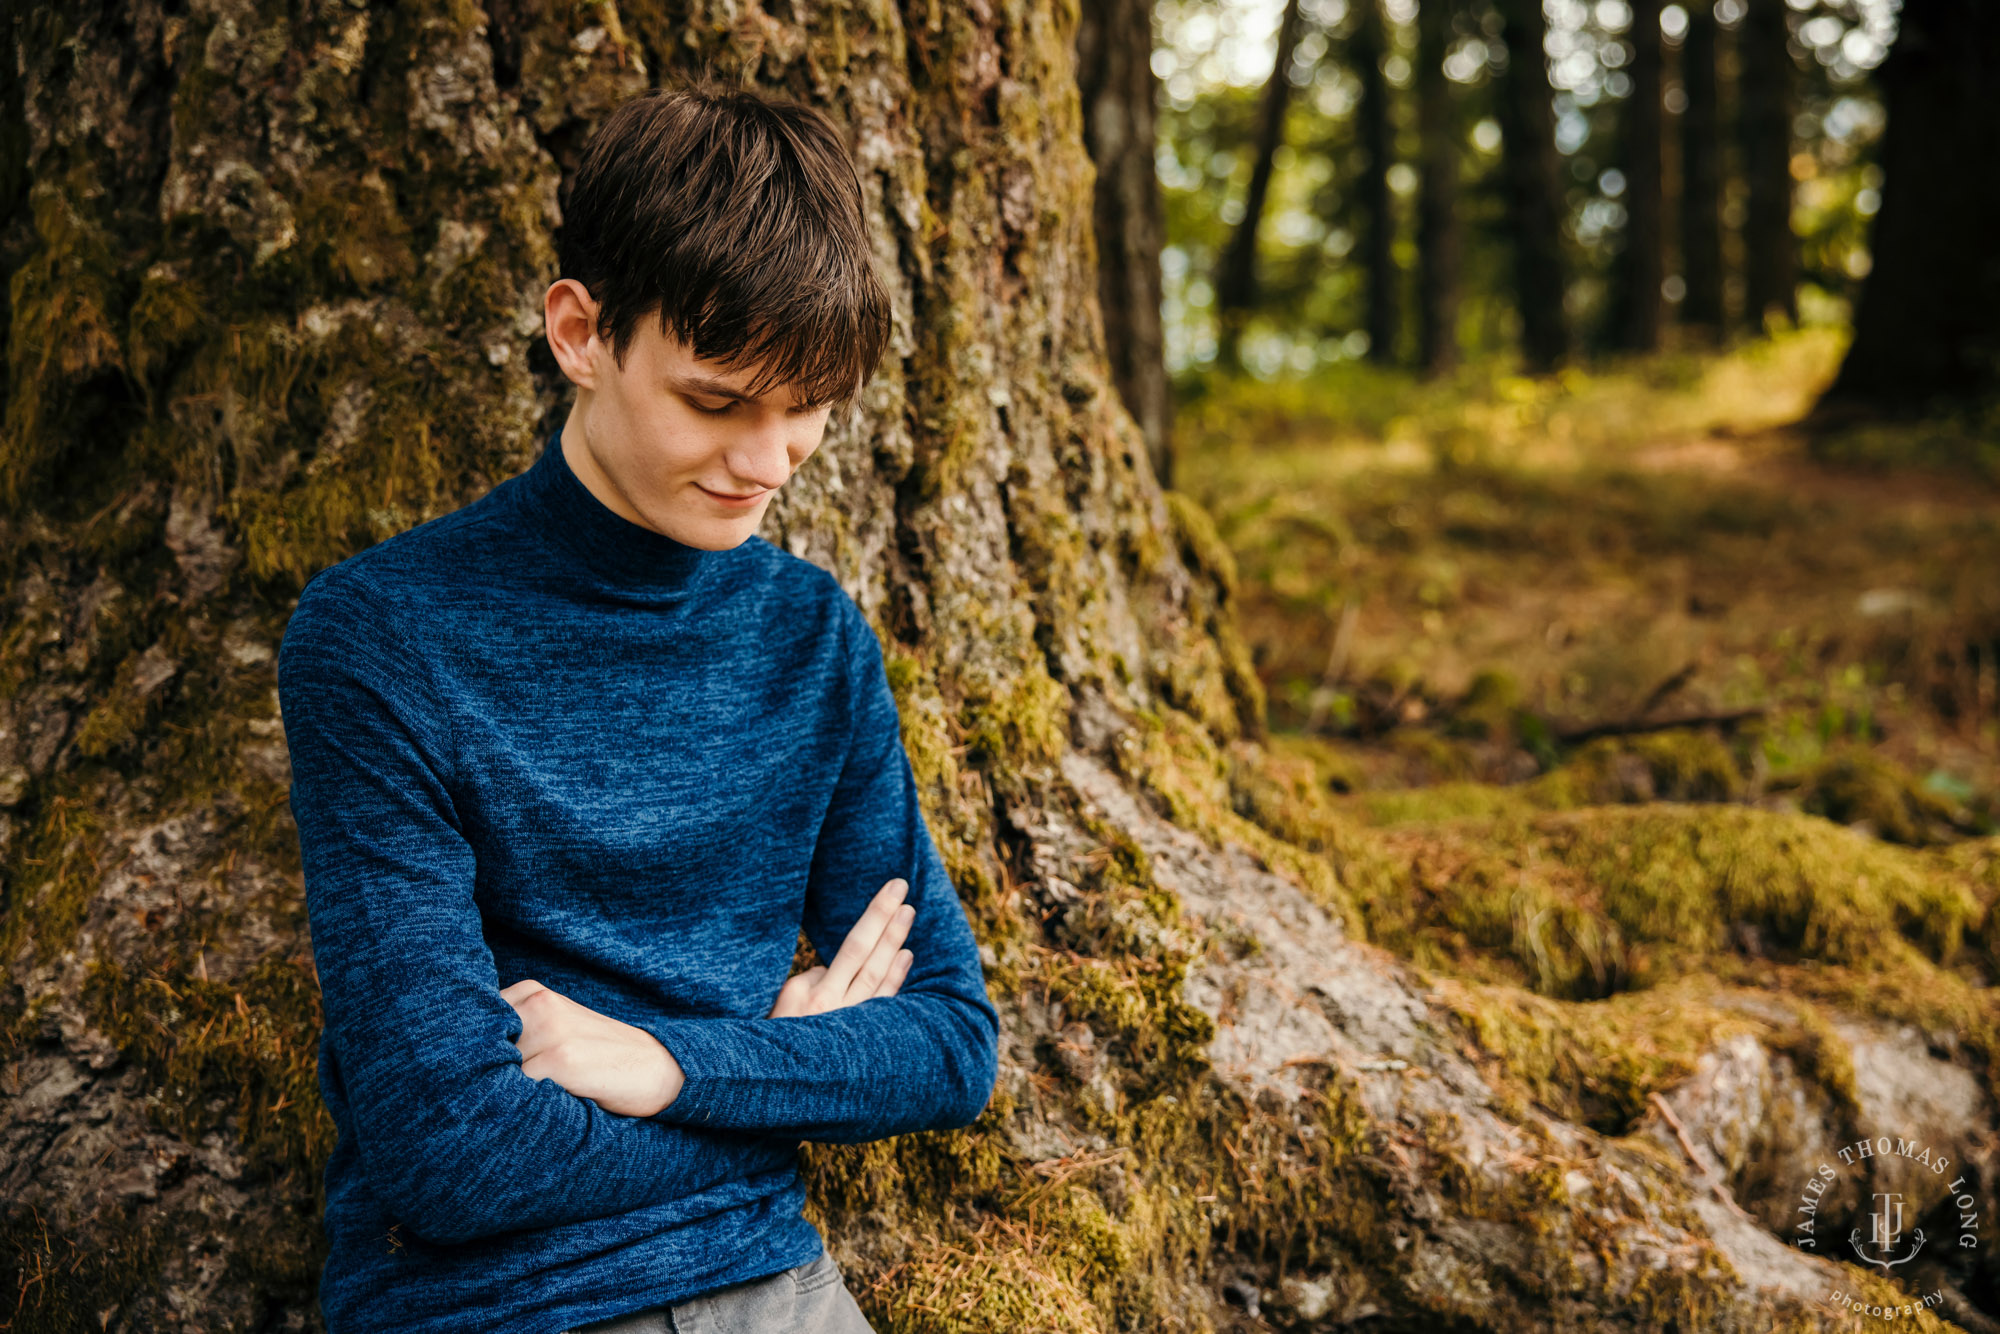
[688,398,733,415]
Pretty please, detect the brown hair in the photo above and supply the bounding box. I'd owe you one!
[556,81,892,407]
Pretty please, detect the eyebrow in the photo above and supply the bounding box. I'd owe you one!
[668,373,756,402]
[668,373,819,411]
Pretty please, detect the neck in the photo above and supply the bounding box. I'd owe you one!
[560,412,654,531]
[515,419,723,602]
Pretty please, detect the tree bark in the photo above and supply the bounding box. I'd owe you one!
[1355,0,1401,366]
[1678,1,1727,339]
[1416,0,1462,376]
[1214,0,1306,365]
[1820,0,2000,415]
[1493,0,1570,371]
[1077,0,1175,488]
[1611,0,1666,352]
[1737,0,1796,331]
[0,1,1933,1330]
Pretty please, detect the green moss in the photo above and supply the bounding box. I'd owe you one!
[1162,490,1238,600]
[1536,730,1746,806]
[1447,667,1522,742]
[865,1216,1108,1334]
[0,786,107,970]
[0,1204,179,1334]
[961,657,1068,770]
[1361,804,1986,1001]
[1119,706,1360,932]
[1,157,130,509]
[1157,491,1266,741]
[1784,748,1974,846]
[81,952,333,1197]
[1767,999,1863,1135]
[1436,973,1774,1133]
[71,646,167,759]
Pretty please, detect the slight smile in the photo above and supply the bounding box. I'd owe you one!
[696,484,771,507]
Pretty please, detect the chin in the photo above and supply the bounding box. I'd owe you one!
[677,515,762,551]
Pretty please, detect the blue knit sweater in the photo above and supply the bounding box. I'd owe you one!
[277,427,1000,1334]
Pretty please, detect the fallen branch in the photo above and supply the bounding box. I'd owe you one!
[1555,706,1766,745]
[1648,1091,1709,1174]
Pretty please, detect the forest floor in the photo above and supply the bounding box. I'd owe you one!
[1177,326,2000,847]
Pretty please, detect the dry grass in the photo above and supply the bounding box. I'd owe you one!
[1175,329,2000,830]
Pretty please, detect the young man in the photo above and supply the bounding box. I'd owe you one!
[277,84,1000,1334]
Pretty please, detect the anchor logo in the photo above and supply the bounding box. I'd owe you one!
[1850,1192,1926,1271]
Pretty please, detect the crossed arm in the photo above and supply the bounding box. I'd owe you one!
[500,874,923,1120]
[278,568,1000,1247]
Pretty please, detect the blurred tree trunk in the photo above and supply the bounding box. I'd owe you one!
[1416,0,1462,376]
[1737,0,1796,331]
[1214,0,1306,366]
[1611,0,1665,352]
[1677,1,1727,339]
[0,1,1918,1330]
[1077,0,1175,487]
[1493,0,1569,371]
[1355,0,1400,366]
[1819,0,2000,415]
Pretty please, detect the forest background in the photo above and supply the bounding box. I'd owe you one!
[4,0,2000,1332]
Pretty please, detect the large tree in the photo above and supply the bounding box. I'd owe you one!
[0,1,1953,1330]
[1819,0,2000,415]
[1677,0,1727,339]
[1737,0,1797,331]
[1077,0,1175,488]
[1415,0,1463,376]
[1610,0,1666,352]
[1493,0,1570,371]
[1213,0,1307,365]
[1354,0,1401,366]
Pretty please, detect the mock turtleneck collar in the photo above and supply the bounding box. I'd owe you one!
[515,425,720,599]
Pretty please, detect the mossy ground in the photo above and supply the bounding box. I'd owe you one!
[1157,329,2000,1325]
[1177,328,2000,831]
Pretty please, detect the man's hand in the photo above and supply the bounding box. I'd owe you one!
[499,878,915,1117]
[501,979,685,1117]
[768,877,915,1018]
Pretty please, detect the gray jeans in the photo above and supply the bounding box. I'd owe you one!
[562,1251,876,1334]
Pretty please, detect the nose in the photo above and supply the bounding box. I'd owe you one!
[725,413,797,493]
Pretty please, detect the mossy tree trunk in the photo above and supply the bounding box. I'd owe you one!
[0,2,1950,1331]
[1076,0,1175,490]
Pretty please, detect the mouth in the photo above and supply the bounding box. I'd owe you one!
[696,484,771,508]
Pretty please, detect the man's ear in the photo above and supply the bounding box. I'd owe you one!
[544,279,602,391]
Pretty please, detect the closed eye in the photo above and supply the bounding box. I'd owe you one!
[687,397,735,415]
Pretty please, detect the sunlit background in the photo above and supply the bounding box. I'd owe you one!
[1154,0,1893,376]
[1106,0,1999,836]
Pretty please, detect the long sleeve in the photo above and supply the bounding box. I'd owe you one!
[640,597,1001,1144]
[279,565,795,1247]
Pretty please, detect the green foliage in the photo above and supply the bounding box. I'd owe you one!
[1153,0,1889,377]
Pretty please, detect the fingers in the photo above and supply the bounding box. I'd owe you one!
[817,878,909,1000]
[508,985,582,1068]
[499,978,549,1006]
[873,949,913,999]
[846,902,914,1002]
[768,966,826,1019]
